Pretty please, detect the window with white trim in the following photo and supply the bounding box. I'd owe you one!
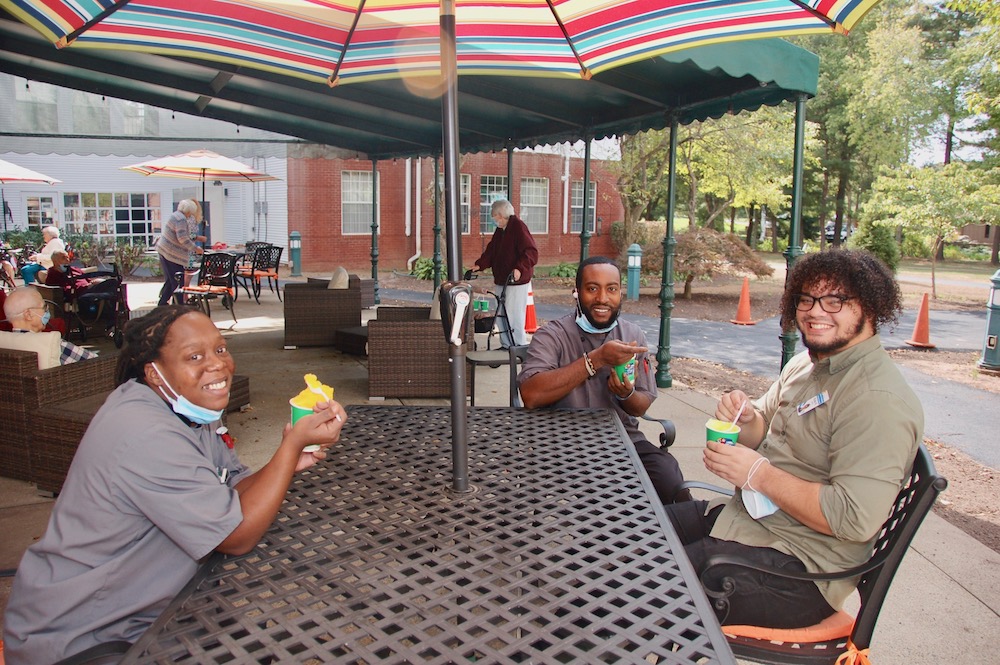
[479,176,508,234]
[519,177,548,234]
[437,173,471,233]
[571,181,597,234]
[342,170,379,235]
[61,192,162,246]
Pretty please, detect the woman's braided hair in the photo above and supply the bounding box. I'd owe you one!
[779,249,902,333]
[115,305,195,386]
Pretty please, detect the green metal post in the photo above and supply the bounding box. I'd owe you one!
[580,138,592,262]
[433,156,443,291]
[780,95,808,368]
[370,158,380,305]
[656,118,679,388]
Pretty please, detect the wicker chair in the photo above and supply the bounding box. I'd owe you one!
[283,275,363,348]
[0,347,117,482]
[367,307,472,399]
[32,374,251,495]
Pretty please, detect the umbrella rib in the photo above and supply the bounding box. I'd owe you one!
[60,0,134,47]
[328,0,367,87]
[546,0,591,80]
[788,0,839,30]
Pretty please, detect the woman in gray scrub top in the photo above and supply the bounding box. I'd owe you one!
[3,306,348,665]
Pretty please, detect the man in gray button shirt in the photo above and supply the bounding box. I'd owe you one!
[666,249,923,629]
[517,256,689,504]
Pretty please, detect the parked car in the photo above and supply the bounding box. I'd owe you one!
[824,222,848,243]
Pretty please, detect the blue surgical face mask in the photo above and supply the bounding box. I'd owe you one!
[151,362,225,425]
[40,309,51,327]
[57,264,68,272]
[574,296,619,334]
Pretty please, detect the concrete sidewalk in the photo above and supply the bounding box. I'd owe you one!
[1,278,997,663]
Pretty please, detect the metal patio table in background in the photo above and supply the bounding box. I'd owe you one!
[123,406,735,664]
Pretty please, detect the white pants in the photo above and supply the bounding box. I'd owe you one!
[497,281,530,347]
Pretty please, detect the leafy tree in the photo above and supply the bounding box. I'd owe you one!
[862,162,991,297]
[611,130,675,246]
[643,227,773,299]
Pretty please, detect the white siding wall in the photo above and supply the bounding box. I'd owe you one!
[1,152,288,254]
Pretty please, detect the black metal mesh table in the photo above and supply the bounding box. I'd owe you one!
[123,406,735,664]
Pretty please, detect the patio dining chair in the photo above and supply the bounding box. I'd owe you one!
[236,244,282,303]
[179,252,238,322]
[688,443,946,664]
[237,240,271,271]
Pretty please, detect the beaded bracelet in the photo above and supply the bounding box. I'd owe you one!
[583,352,596,377]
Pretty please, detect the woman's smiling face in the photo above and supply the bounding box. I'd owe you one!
[146,311,235,410]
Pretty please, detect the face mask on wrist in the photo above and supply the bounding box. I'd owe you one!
[742,489,779,520]
[151,362,225,425]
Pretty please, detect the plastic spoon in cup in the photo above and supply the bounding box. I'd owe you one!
[731,400,748,429]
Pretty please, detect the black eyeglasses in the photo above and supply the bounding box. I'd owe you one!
[794,294,854,313]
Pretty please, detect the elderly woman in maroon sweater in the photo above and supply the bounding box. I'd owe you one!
[472,199,539,348]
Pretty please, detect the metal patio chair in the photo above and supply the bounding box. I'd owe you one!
[236,244,282,303]
[692,443,946,664]
[179,252,238,322]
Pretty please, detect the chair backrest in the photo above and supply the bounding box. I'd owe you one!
[244,241,271,258]
[508,344,530,407]
[851,443,947,649]
[261,245,282,271]
[198,252,237,288]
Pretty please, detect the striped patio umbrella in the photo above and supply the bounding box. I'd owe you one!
[1,0,874,86]
[123,149,278,212]
[0,158,60,231]
[1,0,881,490]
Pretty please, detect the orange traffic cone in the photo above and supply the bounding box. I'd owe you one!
[730,277,757,325]
[906,293,936,349]
[524,288,538,334]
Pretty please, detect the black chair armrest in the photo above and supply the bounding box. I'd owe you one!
[678,480,734,499]
[702,552,878,587]
[640,413,676,448]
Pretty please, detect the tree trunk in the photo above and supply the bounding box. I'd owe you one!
[991,225,999,266]
[745,204,755,246]
[833,167,848,249]
[683,274,694,299]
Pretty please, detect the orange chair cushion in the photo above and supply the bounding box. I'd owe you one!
[723,609,855,643]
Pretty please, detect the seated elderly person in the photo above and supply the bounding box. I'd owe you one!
[3,287,95,363]
[21,225,66,285]
[44,250,97,303]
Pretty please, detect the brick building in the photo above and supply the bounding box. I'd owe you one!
[288,149,624,274]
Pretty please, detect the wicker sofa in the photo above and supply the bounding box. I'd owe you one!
[31,374,250,495]
[0,345,251,494]
[0,347,117,483]
[283,275,363,348]
[367,306,472,399]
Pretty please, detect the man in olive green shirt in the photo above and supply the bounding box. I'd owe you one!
[666,250,923,629]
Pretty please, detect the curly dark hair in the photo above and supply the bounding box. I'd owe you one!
[575,256,621,291]
[780,249,902,333]
[115,305,198,386]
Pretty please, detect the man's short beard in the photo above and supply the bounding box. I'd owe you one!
[580,302,621,329]
[798,317,865,356]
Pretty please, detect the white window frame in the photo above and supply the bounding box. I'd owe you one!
[437,173,471,234]
[479,175,508,234]
[571,181,597,234]
[519,177,549,234]
[342,170,380,236]
[60,192,162,245]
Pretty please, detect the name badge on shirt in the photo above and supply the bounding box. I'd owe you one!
[797,391,829,416]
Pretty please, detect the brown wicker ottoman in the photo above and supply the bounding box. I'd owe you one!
[31,374,251,495]
[334,326,369,356]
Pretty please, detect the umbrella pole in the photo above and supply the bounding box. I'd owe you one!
[441,0,470,493]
